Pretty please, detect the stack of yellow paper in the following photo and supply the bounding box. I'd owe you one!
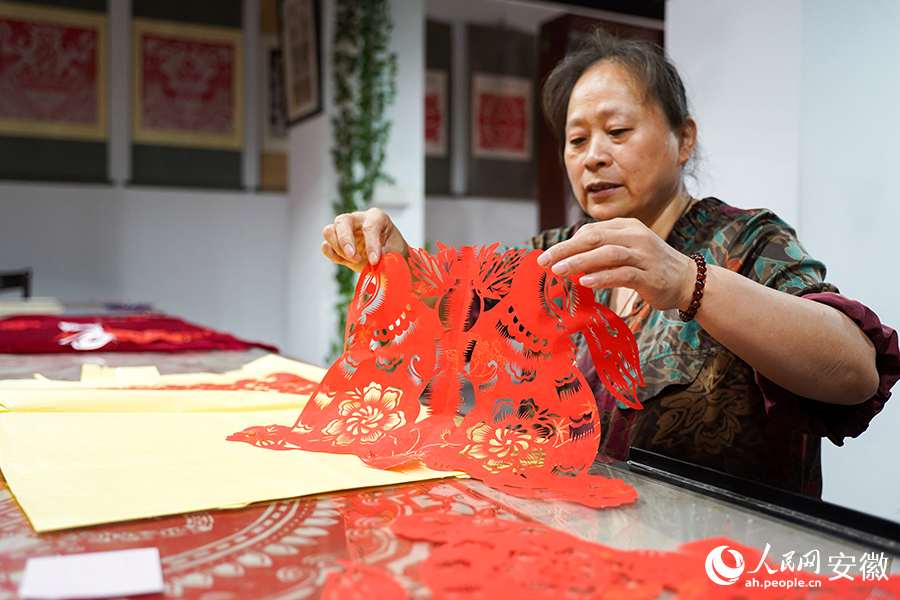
[0,355,457,532]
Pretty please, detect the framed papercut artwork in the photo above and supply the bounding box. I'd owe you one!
[0,1,107,141]
[424,69,447,158]
[132,18,243,150]
[466,25,535,198]
[280,0,321,124]
[470,72,532,162]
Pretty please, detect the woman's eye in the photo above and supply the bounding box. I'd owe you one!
[568,136,586,146]
[609,128,630,137]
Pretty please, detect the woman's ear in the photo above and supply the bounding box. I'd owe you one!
[678,116,697,165]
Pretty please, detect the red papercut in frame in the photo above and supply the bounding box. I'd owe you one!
[470,72,532,161]
[132,18,243,150]
[424,68,447,158]
[0,2,107,141]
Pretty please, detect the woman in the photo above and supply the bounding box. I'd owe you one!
[321,31,898,496]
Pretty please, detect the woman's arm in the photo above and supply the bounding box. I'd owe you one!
[537,217,880,405]
[696,265,878,405]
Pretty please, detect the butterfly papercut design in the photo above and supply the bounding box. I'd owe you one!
[229,245,645,507]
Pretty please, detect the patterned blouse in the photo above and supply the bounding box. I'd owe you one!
[525,197,899,497]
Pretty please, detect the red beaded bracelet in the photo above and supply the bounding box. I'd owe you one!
[678,252,706,322]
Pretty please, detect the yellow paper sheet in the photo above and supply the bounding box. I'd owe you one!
[0,408,453,532]
[0,356,458,532]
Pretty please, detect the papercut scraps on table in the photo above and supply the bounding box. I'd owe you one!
[390,512,900,600]
[230,245,645,508]
[0,353,325,413]
[321,560,408,600]
[0,313,279,354]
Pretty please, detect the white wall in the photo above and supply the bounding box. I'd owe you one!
[375,0,426,251]
[798,0,900,524]
[0,0,291,351]
[0,183,290,347]
[285,0,425,366]
[426,198,538,248]
[667,0,900,523]
[666,0,803,224]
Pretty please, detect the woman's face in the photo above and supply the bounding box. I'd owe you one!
[563,61,695,230]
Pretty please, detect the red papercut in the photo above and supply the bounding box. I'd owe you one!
[424,92,442,145]
[231,246,644,506]
[482,473,639,508]
[321,560,408,600]
[391,514,900,600]
[477,92,528,152]
[128,372,318,395]
[393,513,654,599]
[140,33,235,135]
[0,16,99,124]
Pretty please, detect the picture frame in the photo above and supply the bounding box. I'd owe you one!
[260,34,288,153]
[0,1,107,141]
[424,69,448,158]
[280,0,322,125]
[132,18,243,150]
[470,72,532,162]
[259,33,288,191]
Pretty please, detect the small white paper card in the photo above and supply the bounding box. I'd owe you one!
[19,547,163,600]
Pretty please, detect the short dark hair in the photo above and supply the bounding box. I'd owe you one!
[541,29,691,154]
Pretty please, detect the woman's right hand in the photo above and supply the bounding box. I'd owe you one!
[321,208,409,273]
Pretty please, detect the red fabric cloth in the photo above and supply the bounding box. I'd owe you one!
[0,313,279,354]
[757,292,900,446]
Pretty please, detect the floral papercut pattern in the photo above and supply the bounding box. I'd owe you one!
[460,421,545,474]
[229,245,645,507]
[322,383,407,445]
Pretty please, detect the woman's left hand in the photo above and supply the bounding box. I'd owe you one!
[536,217,696,312]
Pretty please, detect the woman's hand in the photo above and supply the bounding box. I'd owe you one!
[538,217,879,404]
[321,208,409,273]
[536,217,696,312]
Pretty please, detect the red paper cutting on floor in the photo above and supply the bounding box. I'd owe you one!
[230,245,645,507]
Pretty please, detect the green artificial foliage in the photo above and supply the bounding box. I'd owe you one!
[329,0,397,360]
